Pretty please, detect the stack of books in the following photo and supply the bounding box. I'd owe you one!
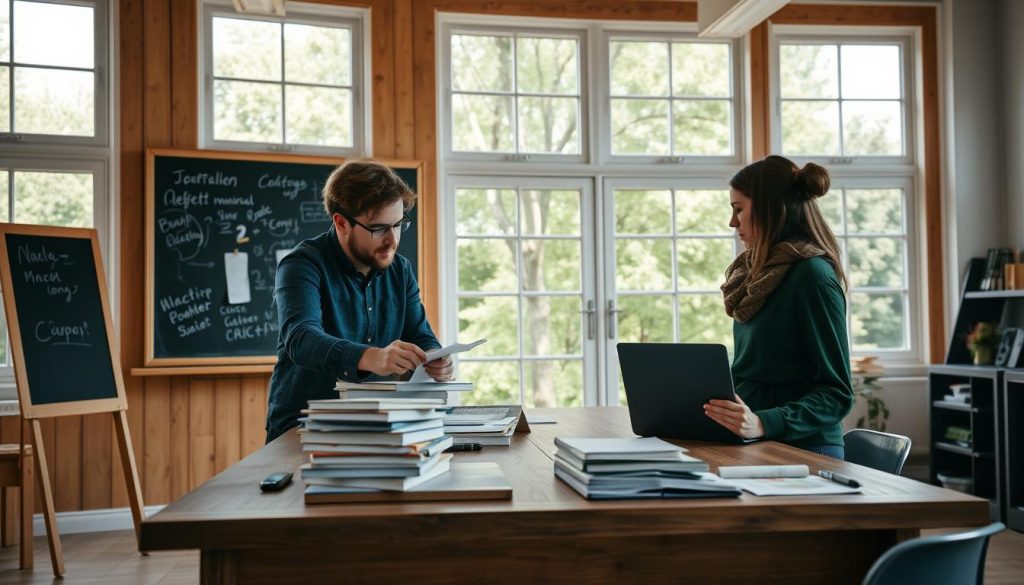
[298,397,454,497]
[553,437,740,500]
[336,379,474,403]
[443,405,522,446]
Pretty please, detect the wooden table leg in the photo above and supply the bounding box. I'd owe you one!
[201,550,238,585]
[19,447,32,569]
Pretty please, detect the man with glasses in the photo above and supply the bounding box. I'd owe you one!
[265,160,451,442]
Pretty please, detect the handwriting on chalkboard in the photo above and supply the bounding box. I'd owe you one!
[34,319,92,347]
[16,244,79,303]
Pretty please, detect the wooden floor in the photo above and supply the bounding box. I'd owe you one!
[0,527,1018,584]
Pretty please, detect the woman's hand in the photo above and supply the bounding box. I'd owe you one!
[704,395,765,439]
[424,356,454,382]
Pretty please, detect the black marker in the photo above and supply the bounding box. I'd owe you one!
[818,470,861,488]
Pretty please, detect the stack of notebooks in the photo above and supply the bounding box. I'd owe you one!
[336,378,474,404]
[299,397,455,498]
[443,405,522,446]
[553,437,740,500]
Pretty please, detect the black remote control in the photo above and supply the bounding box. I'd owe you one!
[259,471,293,492]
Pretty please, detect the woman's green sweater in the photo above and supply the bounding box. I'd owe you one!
[732,256,854,448]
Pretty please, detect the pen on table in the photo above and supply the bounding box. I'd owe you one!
[447,443,482,452]
[818,470,861,488]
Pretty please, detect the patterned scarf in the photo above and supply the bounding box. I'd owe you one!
[721,240,826,323]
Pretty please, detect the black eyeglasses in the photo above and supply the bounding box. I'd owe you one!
[341,212,412,240]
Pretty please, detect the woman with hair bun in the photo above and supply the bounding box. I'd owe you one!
[703,155,854,459]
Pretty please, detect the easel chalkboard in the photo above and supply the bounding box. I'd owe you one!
[145,148,423,368]
[0,224,145,576]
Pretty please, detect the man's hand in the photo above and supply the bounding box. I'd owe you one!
[425,356,454,382]
[357,341,427,377]
[704,394,765,439]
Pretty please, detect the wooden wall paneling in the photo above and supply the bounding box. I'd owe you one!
[749,22,770,160]
[371,0,396,158]
[240,377,268,459]
[769,4,945,361]
[412,0,439,327]
[189,379,215,487]
[81,413,112,510]
[170,0,199,147]
[214,379,242,472]
[53,417,82,512]
[394,0,415,159]
[169,377,190,501]
[143,376,171,504]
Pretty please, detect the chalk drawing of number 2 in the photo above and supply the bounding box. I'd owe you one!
[235,225,250,244]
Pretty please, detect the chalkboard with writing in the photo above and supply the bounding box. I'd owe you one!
[0,225,125,417]
[146,148,422,366]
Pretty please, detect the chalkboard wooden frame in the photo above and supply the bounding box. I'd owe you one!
[144,148,424,371]
[0,224,127,419]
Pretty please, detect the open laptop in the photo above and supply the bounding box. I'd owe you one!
[617,343,756,444]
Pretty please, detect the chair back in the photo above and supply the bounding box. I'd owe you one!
[862,522,1004,585]
[844,429,912,475]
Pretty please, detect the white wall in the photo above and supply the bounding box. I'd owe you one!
[1004,0,1024,250]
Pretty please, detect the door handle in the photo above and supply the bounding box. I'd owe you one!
[580,300,597,340]
[607,300,623,339]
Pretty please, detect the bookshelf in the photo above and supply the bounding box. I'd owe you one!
[1004,370,1024,532]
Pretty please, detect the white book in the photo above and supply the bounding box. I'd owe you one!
[303,454,452,491]
[336,380,474,392]
[452,431,513,446]
[298,426,445,446]
[301,435,453,456]
[308,398,446,410]
[555,449,708,474]
[338,390,451,401]
[554,437,685,462]
[302,409,444,423]
[302,418,444,434]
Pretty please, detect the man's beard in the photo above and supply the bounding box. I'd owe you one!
[349,235,396,271]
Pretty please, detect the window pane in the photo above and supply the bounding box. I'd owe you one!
[677,238,733,289]
[616,239,671,291]
[451,34,512,92]
[459,297,518,357]
[848,237,904,288]
[841,45,900,99]
[817,189,843,234]
[13,171,92,227]
[671,42,729,97]
[610,41,668,97]
[467,193,517,235]
[846,188,903,234]
[284,23,350,86]
[673,99,730,155]
[457,238,516,292]
[0,0,9,62]
[780,44,837,98]
[676,189,731,235]
[523,297,582,355]
[0,170,8,221]
[14,1,93,68]
[524,360,581,408]
[611,98,669,155]
[617,295,673,343]
[213,80,282,142]
[842,101,902,156]
[0,66,7,132]
[517,96,579,154]
[455,188,516,235]
[851,292,905,350]
[516,37,577,95]
[522,240,580,291]
[285,85,351,147]
[213,17,281,81]
[451,93,514,152]
[521,189,579,236]
[615,189,671,234]
[679,294,732,349]
[781,100,839,155]
[459,361,519,405]
[14,67,93,136]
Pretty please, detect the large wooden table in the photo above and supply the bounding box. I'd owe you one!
[140,407,989,584]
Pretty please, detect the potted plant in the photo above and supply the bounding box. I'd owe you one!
[851,356,888,431]
[965,322,1000,365]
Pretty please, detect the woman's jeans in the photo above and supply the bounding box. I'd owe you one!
[803,445,845,460]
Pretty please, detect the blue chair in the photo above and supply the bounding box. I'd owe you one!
[862,522,1005,585]
[844,429,912,475]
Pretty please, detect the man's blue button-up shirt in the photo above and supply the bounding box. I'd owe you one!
[265,227,439,441]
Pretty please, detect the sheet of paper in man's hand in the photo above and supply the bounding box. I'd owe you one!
[409,339,487,382]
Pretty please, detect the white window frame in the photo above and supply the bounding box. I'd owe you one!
[443,174,599,407]
[1,0,110,147]
[199,0,370,156]
[770,27,916,166]
[440,22,590,165]
[601,30,744,167]
[0,0,114,397]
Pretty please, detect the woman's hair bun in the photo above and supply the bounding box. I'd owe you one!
[796,162,830,199]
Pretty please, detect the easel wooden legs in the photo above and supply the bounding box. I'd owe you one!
[30,419,62,576]
[25,410,144,577]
